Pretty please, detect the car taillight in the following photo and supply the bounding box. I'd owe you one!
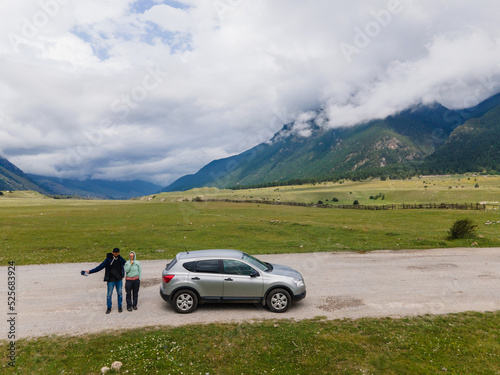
[163,275,175,283]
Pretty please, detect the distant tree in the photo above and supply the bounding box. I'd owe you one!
[353,200,360,206]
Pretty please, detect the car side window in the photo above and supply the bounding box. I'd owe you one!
[194,259,220,274]
[223,259,255,276]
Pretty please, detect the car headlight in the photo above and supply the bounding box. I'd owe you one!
[293,278,304,287]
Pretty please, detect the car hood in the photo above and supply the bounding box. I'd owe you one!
[268,263,303,279]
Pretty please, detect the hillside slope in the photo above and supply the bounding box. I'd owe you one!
[0,157,49,193]
[423,104,500,174]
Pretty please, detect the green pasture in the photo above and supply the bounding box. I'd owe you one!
[151,174,500,206]
[2,312,500,374]
[1,176,499,265]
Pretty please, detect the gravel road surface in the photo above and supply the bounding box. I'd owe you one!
[2,247,500,339]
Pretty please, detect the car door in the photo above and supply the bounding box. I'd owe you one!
[222,259,264,300]
[188,259,223,300]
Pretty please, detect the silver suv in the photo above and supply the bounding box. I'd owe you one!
[160,249,306,313]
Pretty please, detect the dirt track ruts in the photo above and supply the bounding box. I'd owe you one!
[2,247,500,339]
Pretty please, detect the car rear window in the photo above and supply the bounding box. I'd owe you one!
[166,258,177,271]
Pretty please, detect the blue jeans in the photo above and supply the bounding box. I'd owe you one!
[107,280,123,309]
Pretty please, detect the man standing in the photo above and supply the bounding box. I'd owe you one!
[84,248,126,314]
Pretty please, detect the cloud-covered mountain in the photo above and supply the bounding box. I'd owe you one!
[162,93,500,192]
[3,91,498,197]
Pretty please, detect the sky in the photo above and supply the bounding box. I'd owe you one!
[1,0,500,186]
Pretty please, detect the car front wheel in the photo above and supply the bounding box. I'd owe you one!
[172,290,198,313]
[266,288,291,313]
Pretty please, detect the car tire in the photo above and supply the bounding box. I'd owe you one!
[172,290,198,314]
[266,288,291,313]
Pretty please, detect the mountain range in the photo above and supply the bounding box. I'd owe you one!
[27,174,162,200]
[1,92,499,197]
[0,156,162,199]
[162,93,500,191]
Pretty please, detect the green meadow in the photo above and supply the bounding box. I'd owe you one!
[1,175,500,374]
[154,174,500,206]
[0,175,499,265]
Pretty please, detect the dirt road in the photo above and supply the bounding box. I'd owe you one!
[2,247,500,339]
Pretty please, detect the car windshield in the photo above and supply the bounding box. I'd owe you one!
[242,252,271,272]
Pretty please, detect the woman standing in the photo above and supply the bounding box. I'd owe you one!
[124,251,141,311]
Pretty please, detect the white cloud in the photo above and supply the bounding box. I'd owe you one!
[1,0,500,186]
[141,4,191,33]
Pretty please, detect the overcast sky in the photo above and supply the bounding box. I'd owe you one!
[1,0,500,186]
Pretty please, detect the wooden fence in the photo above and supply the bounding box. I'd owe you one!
[202,199,492,210]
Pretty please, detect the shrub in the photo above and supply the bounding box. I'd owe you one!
[353,200,360,206]
[332,197,339,202]
[447,219,478,240]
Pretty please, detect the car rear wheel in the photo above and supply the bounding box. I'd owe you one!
[172,290,198,313]
[266,288,291,313]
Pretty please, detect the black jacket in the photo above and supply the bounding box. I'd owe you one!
[89,253,126,282]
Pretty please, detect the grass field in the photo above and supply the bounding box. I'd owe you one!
[148,174,500,207]
[0,176,499,265]
[1,176,499,374]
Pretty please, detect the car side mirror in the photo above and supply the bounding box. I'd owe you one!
[249,270,260,278]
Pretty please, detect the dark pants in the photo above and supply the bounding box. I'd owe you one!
[125,279,140,308]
